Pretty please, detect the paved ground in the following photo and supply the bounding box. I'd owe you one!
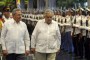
[0,50,87,60]
[56,50,86,60]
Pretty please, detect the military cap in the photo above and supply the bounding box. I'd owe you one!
[85,7,90,11]
[66,9,73,12]
[65,8,73,15]
[85,7,90,15]
[2,6,10,12]
[76,7,84,12]
[71,8,75,12]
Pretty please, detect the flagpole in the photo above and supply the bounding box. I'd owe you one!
[16,0,21,9]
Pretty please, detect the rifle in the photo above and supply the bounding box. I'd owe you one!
[60,18,63,33]
[63,18,67,35]
[72,17,76,36]
[86,19,88,39]
[79,18,83,39]
[59,7,63,33]
[85,8,89,39]
[72,4,77,36]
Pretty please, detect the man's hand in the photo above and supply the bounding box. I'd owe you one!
[2,50,8,56]
[31,48,35,54]
[56,49,60,55]
[25,50,30,56]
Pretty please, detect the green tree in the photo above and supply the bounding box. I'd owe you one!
[0,0,14,6]
[56,0,87,8]
[56,0,74,8]
[0,0,16,11]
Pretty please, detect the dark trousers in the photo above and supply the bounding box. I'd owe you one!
[78,36,85,58]
[72,34,80,56]
[5,53,25,60]
[84,38,90,60]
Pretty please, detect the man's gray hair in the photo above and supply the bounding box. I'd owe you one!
[44,9,54,16]
[12,8,21,15]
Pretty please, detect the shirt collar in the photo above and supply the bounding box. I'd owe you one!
[12,18,21,24]
[44,19,53,25]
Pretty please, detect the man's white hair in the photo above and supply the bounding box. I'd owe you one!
[44,9,54,16]
[12,8,21,15]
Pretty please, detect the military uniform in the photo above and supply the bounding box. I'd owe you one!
[62,10,74,53]
[79,15,86,58]
[2,6,12,22]
[84,15,90,60]
[72,8,86,58]
[72,13,82,58]
[55,11,65,51]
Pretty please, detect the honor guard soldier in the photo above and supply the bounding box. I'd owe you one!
[84,8,90,60]
[57,10,64,33]
[56,10,65,51]
[55,10,60,22]
[53,10,57,21]
[72,8,85,58]
[2,6,12,22]
[79,7,87,59]
[62,9,74,53]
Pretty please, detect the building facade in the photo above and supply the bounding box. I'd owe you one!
[88,0,90,8]
[20,0,56,10]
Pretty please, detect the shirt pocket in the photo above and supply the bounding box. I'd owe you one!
[39,28,46,33]
[7,25,15,32]
[49,29,56,36]
[19,27,26,37]
[6,41,15,51]
[48,40,57,49]
[37,39,45,47]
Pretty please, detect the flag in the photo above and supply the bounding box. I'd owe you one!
[16,0,21,9]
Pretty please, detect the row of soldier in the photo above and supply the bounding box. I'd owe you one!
[21,7,90,60]
[0,6,90,60]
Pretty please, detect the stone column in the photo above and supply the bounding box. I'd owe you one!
[28,0,33,10]
[48,0,51,9]
[20,0,25,10]
[46,0,56,9]
[40,0,45,9]
[37,0,56,9]
[88,0,90,8]
[37,0,39,9]
[45,0,48,9]
[52,0,56,9]
[37,0,44,9]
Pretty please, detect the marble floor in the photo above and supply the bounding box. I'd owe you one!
[0,50,87,60]
[56,50,86,60]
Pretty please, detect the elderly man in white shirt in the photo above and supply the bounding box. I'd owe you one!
[31,9,61,60]
[1,8,30,60]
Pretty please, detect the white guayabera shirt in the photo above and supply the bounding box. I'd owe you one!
[31,19,61,53]
[1,19,30,54]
